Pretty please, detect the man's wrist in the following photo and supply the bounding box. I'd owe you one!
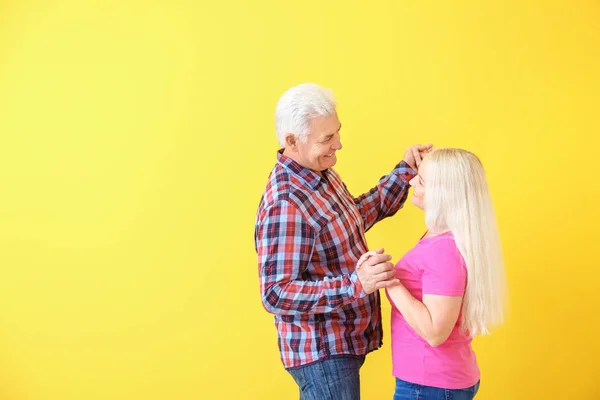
[350,271,368,298]
[397,160,417,179]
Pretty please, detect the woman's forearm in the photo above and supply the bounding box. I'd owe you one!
[387,284,435,343]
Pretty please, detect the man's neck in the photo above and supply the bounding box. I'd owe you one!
[282,148,324,177]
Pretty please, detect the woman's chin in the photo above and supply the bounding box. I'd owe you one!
[411,198,424,210]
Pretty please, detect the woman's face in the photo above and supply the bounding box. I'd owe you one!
[409,158,428,210]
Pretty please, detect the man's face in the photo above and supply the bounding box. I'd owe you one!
[291,112,343,174]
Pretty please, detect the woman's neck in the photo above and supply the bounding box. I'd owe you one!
[423,229,450,238]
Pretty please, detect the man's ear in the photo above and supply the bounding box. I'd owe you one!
[285,134,297,151]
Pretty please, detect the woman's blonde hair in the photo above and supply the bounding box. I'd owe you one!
[423,148,507,336]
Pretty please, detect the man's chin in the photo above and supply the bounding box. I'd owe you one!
[322,155,337,168]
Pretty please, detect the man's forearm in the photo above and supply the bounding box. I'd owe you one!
[261,272,367,316]
[354,161,416,231]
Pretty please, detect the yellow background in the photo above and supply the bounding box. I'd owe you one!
[1,0,599,399]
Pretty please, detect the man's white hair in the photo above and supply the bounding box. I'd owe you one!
[275,83,337,147]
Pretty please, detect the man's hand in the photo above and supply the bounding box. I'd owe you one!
[355,249,399,295]
[403,144,433,171]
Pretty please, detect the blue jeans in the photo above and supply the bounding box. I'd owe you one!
[394,378,480,400]
[286,355,366,400]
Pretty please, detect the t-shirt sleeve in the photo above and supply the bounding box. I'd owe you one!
[421,238,467,297]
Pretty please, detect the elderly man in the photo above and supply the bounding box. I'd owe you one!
[254,83,431,400]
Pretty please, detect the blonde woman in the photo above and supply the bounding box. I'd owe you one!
[359,148,506,399]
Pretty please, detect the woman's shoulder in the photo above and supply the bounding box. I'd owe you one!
[416,232,465,268]
[418,231,456,249]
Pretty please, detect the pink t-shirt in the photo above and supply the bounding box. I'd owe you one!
[388,232,480,389]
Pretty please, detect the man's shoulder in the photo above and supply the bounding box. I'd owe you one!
[264,164,317,200]
[261,163,293,203]
[259,164,327,221]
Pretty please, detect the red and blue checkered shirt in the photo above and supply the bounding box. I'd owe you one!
[255,150,415,369]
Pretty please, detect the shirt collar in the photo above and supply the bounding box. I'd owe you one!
[277,149,326,190]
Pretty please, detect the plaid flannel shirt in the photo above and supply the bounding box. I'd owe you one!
[255,150,415,368]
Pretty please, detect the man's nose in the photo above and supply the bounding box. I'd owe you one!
[333,138,342,151]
